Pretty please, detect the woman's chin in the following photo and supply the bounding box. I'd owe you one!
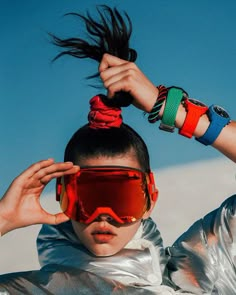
[89,246,121,257]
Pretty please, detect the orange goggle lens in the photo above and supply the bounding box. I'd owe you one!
[56,166,158,224]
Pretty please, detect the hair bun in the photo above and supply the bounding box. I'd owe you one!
[88,95,122,129]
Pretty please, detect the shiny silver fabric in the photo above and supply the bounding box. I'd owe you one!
[1,195,236,294]
[167,194,236,294]
[37,218,181,294]
[0,265,155,294]
[0,218,186,294]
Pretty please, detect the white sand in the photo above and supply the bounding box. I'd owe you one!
[0,157,235,274]
[153,157,235,246]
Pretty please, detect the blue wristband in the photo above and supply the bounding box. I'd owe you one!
[196,104,230,145]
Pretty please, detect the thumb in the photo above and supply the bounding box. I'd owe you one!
[44,212,70,225]
[99,54,127,72]
[54,212,70,224]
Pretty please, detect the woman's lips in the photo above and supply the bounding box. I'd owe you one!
[92,229,116,243]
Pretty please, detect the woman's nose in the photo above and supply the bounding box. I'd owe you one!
[96,214,114,222]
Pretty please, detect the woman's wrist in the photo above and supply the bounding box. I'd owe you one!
[174,103,210,137]
[146,85,236,163]
[146,86,160,113]
[150,86,211,137]
[148,85,167,123]
[0,216,9,236]
[0,201,13,236]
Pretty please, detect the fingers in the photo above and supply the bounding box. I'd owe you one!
[16,159,55,180]
[100,56,138,99]
[99,53,158,112]
[100,60,136,81]
[35,162,80,185]
[0,160,78,233]
[19,159,77,180]
[104,74,135,99]
[11,159,79,190]
[101,64,136,86]
[7,159,57,193]
[99,54,136,84]
[99,53,128,72]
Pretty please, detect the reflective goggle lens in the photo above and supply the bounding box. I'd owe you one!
[56,166,158,224]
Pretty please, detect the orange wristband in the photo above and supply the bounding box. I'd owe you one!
[179,98,208,138]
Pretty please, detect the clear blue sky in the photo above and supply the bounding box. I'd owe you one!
[1,0,236,195]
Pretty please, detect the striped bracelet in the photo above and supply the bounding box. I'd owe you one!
[148,85,168,123]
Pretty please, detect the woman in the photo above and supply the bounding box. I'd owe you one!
[0,5,235,295]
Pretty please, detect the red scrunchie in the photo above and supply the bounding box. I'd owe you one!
[88,95,122,129]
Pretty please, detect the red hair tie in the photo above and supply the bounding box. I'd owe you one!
[88,95,122,129]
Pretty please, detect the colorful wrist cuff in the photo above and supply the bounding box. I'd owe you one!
[148,85,168,123]
[196,104,231,145]
[159,87,185,132]
[179,98,208,138]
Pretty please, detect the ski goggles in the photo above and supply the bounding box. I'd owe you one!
[56,166,158,224]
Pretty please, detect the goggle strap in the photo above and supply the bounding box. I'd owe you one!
[76,169,142,179]
[148,172,158,201]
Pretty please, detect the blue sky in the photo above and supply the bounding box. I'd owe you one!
[1,0,236,195]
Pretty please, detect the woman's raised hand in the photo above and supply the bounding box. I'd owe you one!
[99,53,159,112]
[99,54,236,163]
[0,159,79,235]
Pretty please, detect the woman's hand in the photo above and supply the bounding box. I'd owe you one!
[99,54,236,163]
[99,53,159,112]
[0,159,79,236]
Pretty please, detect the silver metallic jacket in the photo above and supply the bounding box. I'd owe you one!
[167,194,236,294]
[0,195,235,294]
[36,217,180,294]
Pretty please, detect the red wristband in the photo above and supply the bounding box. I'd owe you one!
[179,98,208,138]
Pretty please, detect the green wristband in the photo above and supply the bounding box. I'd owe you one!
[159,87,184,132]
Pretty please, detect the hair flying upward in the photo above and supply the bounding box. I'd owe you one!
[51,5,137,63]
[50,5,137,107]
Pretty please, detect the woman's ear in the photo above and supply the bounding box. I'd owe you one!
[142,198,157,220]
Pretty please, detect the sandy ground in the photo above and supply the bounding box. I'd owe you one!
[0,157,235,275]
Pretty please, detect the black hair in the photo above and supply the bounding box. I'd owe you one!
[51,5,136,65]
[50,5,137,107]
[52,6,151,172]
[64,123,150,172]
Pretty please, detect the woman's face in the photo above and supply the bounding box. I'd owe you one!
[71,153,154,257]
